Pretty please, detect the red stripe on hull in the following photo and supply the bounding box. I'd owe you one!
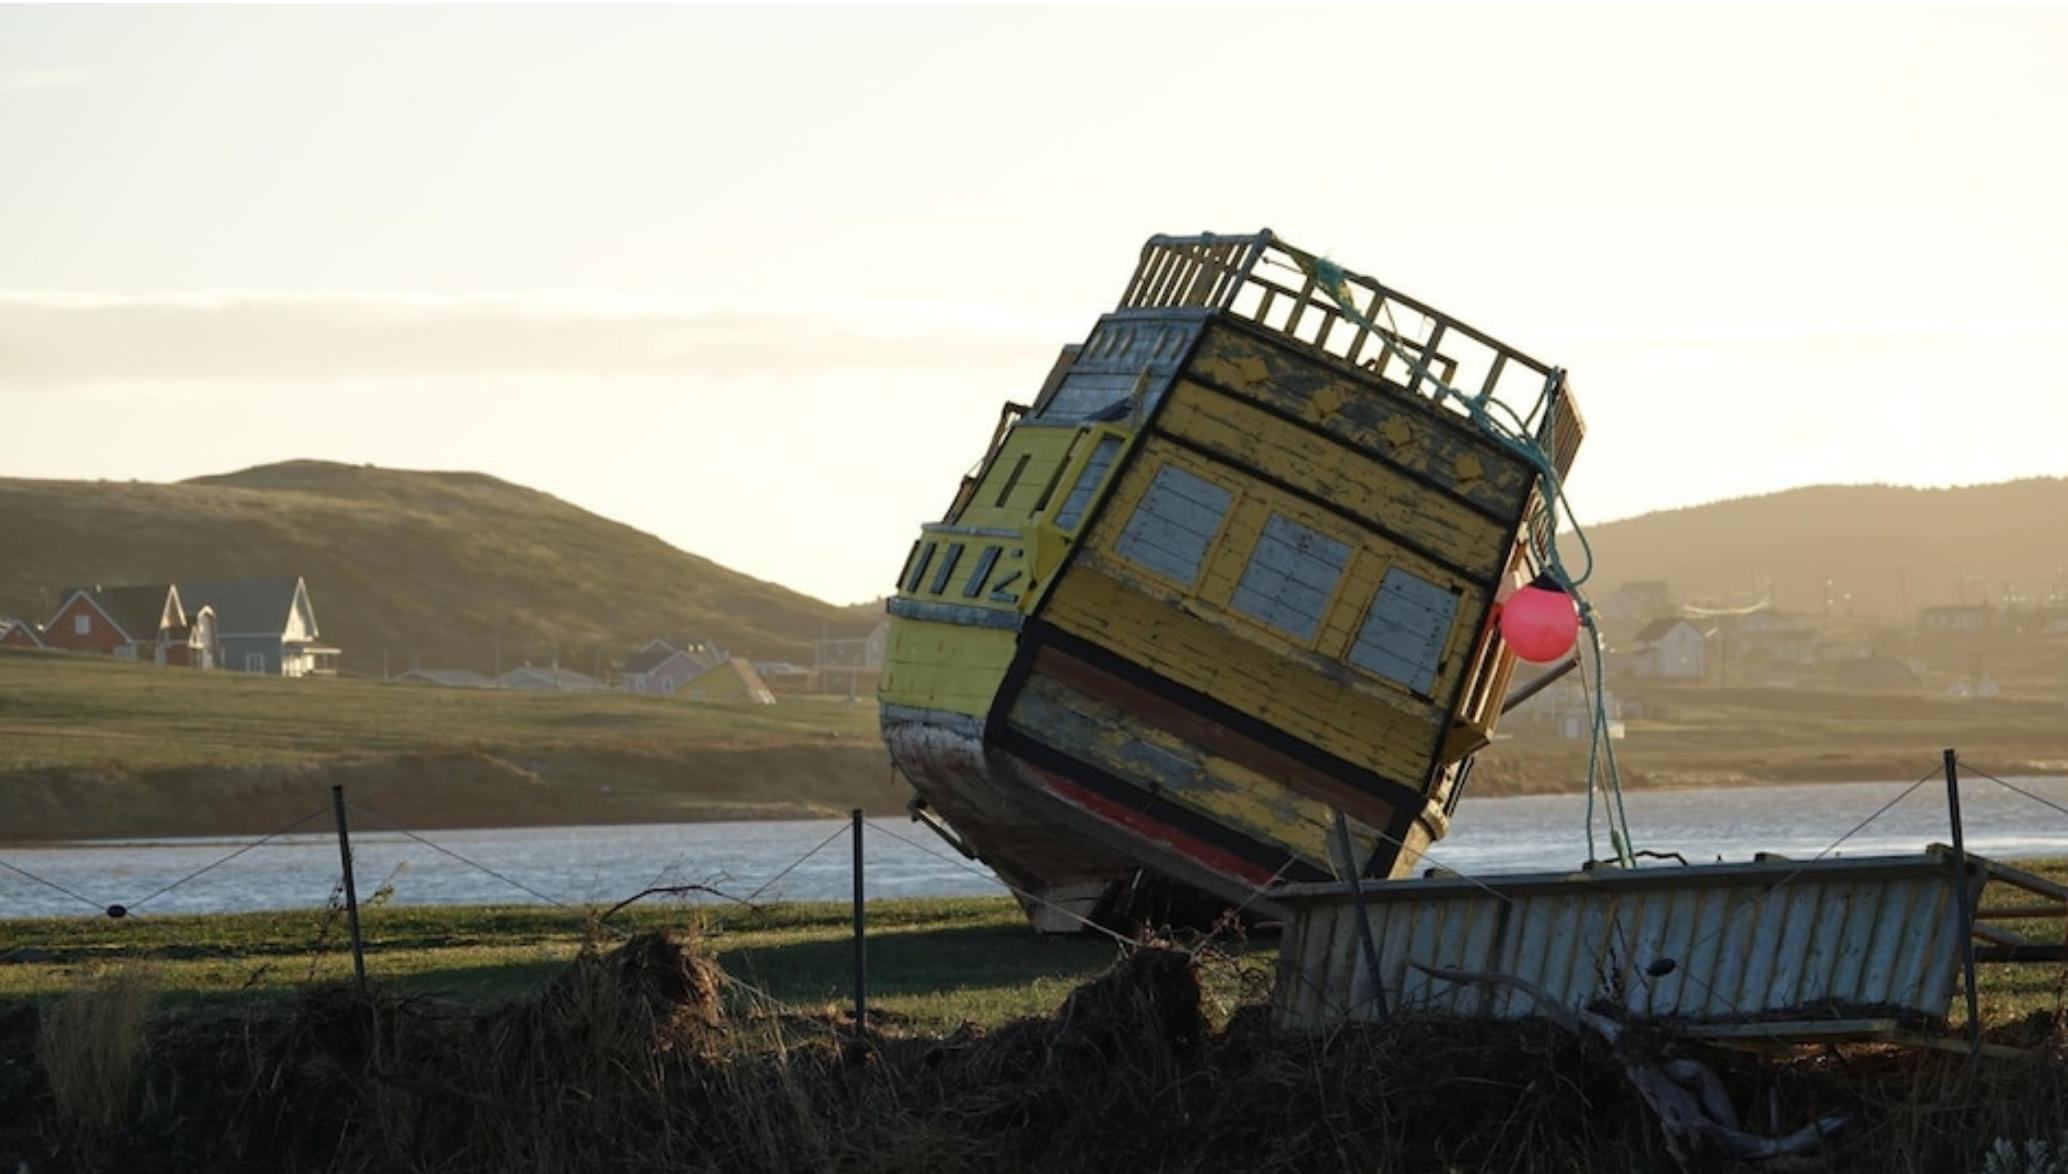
[1026,766,1281,887]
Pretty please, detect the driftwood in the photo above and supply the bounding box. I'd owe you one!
[1413,963,1848,1174]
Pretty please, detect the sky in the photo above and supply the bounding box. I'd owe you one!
[2,6,2064,606]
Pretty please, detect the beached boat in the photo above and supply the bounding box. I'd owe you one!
[879,230,1583,931]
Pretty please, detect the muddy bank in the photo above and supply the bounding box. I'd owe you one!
[4,933,2064,1174]
[0,744,911,843]
[8,734,2059,845]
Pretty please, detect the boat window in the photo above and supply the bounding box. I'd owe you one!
[902,541,937,593]
[1348,567,1459,695]
[1113,464,1230,588]
[1054,435,1125,530]
[929,542,965,595]
[1231,513,1348,642]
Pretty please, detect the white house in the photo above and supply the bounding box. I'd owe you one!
[1630,617,1705,681]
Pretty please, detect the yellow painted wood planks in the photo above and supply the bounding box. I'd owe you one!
[1156,380,1512,579]
[1081,435,1499,709]
[1007,669,1368,869]
[1184,324,1536,521]
[961,425,1080,523]
[879,619,1019,718]
[1040,565,1446,792]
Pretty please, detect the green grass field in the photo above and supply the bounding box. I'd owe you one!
[12,646,2068,837]
[3,873,2063,1035]
[0,650,903,840]
[0,649,880,773]
[0,897,1269,1034]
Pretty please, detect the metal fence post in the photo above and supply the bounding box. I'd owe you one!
[1944,748,1981,1056]
[331,785,368,988]
[852,809,867,1030]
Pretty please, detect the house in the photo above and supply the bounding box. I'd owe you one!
[620,638,720,695]
[813,622,888,694]
[1629,617,1705,681]
[497,665,606,692]
[14,575,330,675]
[1590,580,1678,630]
[1505,676,1619,740]
[40,584,189,664]
[0,617,45,649]
[1920,603,2000,634]
[178,577,338,676]
[1728,609,1819,666]
[677,657,776,704]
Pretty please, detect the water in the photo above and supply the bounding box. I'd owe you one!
[5,776,2067,920]
[1430,774,2068,873]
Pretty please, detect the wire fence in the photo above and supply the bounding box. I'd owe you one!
[3,758,2068,1024]
[0,805,1011,924]
[10,765,2068,926]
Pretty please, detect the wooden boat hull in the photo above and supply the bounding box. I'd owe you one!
[882,230,1583,929]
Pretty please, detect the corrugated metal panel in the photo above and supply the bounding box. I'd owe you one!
[1272,848,1985,1032]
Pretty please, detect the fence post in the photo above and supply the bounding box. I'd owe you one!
[1334,809,1390,1020]
[1944,748,1981,1056]
[852,808,867,1030]
[331,785,368,988]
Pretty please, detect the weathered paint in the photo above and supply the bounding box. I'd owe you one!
[1036,562,1453,791]
[1003,657,1389,878]
[879,230,1580,927]
[1271,849,1988,1035]
[880,707,1144,931]
[1185,323,1541,522]
[1154,379,1515,579]
[876,616,1020,719]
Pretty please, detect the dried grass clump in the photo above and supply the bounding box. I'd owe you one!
[221,927,731,1172]
[37,965,158,1153]
[26,927,2068,1174]
[1838,1014,2068,1174]
[466,928,727,1165]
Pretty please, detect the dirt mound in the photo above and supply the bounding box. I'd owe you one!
[8,935,2068,1173]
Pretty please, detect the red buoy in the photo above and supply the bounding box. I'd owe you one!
[1499,574,1579,662]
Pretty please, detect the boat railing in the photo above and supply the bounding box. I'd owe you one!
[1124,231,1582,478]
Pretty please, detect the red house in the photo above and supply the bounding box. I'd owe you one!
[0,618,46,649]
[41,584,191,663]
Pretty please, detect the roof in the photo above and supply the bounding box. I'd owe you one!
[395,668,496,688]
[63,584,181,641]
[679,657,776,704]
[497,666,605,691]
[622,642,679,675]
[177,577,306,636]
[1633,616,1700,642]
[625,640,720,676]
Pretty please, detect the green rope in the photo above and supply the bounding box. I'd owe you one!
[1310,255,1636,866]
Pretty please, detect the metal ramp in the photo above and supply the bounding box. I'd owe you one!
[1270,844,2067,1052]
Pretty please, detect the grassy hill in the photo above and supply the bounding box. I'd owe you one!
[5,464,2068,841]
[6,465,2063,682]
[0,461,882,678]
[1577,477,2068,619]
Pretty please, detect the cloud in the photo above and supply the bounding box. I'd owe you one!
[0,289,1070,391]
[0,68,89,96]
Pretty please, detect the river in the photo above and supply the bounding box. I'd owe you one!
[4,775,2066,920]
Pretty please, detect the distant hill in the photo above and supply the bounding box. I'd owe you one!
[1576,478,2068,620]
[0,461,878,678]
[4,464,2061,681]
